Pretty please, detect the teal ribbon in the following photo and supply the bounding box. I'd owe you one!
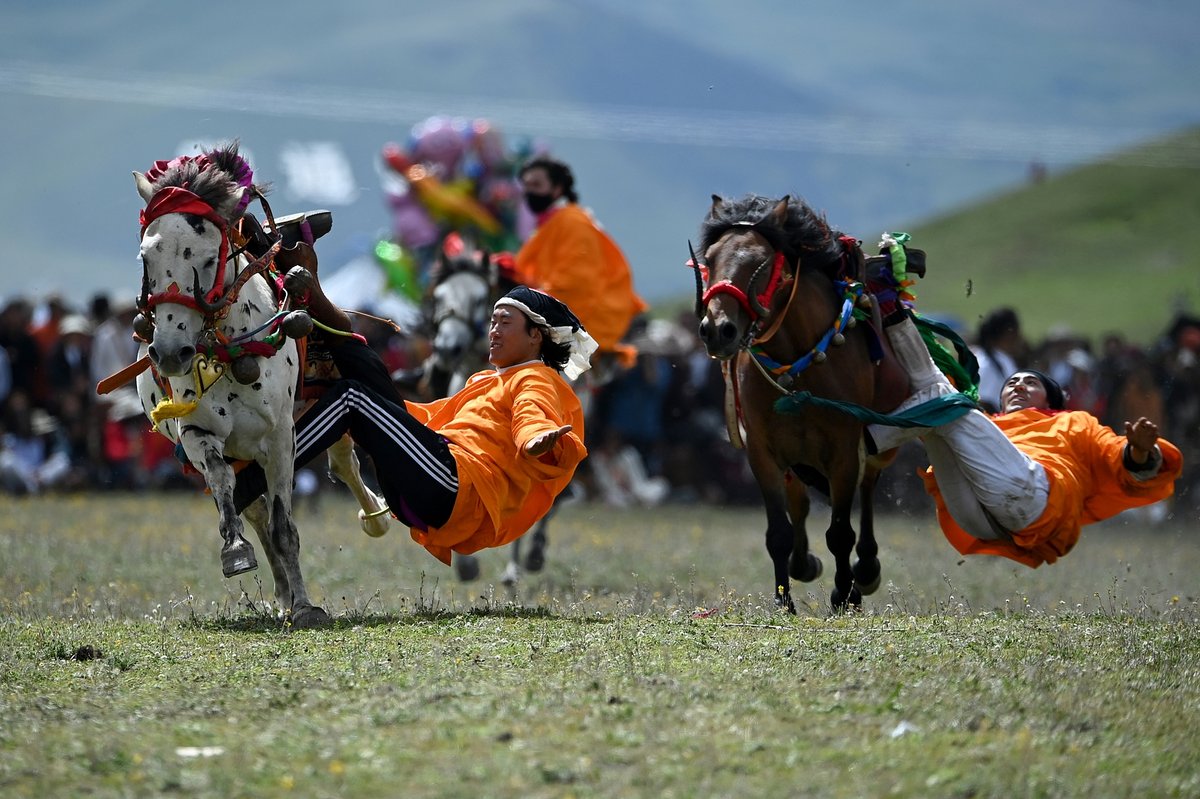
[774,389,978,427]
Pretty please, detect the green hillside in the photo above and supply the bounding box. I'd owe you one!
[908,128,1200,345]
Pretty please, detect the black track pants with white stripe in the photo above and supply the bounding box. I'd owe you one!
[292,379,459,529]
[234,339,422,515]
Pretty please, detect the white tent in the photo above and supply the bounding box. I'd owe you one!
[321,255,423,333]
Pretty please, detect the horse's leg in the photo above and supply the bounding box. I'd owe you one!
[242,496,291,610]
[262,433,329,628]
[501,507,553,586]
[501,540,522,587]
[824,448,864,612]
[852,462,883,596]
[746,443,796,613]
[326,434,391,537]
[196,444,258,578]
[524,504,553,572]
[785,475,822,583]
[454,553,481,582]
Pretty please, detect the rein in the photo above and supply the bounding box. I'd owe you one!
[748,279,866,391]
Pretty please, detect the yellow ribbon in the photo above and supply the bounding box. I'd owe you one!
[148,355,227,430]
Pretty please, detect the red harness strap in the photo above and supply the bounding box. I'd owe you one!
[139,187,232,308]
[700,252,786,322]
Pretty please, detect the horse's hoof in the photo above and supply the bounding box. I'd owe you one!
[789,552,823,583]
[523,543,546,573]
[831,585,864,613]
[774,588,797,615]
[358,509,390,538]
[852,557,882,595]
[290,605,331,629]
[454,554,480,582]
[221,539,258,578]
[500,561,520,587]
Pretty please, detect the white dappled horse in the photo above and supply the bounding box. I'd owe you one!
[131,143,387,627]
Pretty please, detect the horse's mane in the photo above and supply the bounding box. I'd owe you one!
[150,141,266,221]
[699,195,846,277]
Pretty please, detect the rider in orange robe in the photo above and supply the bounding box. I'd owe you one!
[402,360,585,564]
[236,286,594,566]
[866,260,1183,568]
[513,156,647,363]
[922,389,1183,567]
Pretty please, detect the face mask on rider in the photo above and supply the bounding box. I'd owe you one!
[523,191,557,214]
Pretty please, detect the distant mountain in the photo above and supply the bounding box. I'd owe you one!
[1,0,1197,310]
[907,127,1200,345]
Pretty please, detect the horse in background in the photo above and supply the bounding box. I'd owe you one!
[129,143,387,627]
[423,238,501,398]
[693,194,911,612]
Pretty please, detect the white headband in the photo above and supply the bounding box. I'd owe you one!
[494,297,599,381]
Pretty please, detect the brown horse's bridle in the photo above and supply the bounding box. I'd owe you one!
[688,223,795,345]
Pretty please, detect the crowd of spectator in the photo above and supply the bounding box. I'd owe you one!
[3,291,1198,521]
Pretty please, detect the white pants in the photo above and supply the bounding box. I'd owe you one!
[924,410,1049,540]
[879,317,1050,540]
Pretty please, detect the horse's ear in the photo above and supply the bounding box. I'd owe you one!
[709,195,724,218]
[133,171,155,203]
[770,196,790,226]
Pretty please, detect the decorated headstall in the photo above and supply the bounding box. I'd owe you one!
[686,221,792,343]
[688,229,874,389]
[133,154,311,389]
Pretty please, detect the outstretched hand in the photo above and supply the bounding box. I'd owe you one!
[525,425,574,457]
[1124,417,1159,463]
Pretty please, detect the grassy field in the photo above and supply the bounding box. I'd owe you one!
[1,491,1197,798]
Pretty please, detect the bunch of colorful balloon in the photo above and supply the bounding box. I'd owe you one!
[378,116,538,295]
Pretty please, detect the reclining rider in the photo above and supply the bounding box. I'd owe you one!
[866,255,1182,567]
[235,280,594,567]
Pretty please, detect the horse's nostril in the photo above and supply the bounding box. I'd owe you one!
[719,320,738,341]
[147,345,159,363]
[178,345,196,365]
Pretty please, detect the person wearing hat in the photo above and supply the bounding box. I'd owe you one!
[871,300,1182,568]
[236,286,595,566]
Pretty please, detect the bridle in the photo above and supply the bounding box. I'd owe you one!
[136,186,283,338]
[688,226,870,389]
[688,222,795,347]
[136,181,296,422]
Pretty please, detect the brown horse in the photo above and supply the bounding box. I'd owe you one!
[693,194,911,612]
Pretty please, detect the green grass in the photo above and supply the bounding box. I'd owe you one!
[906,128,1200,344]
[1,492,1198,798]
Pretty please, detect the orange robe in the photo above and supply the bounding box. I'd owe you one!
[514,204,648,354]
[403,362,586,564]
[923,408,1183,567]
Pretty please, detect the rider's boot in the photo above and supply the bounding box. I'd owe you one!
[863,241,949,454]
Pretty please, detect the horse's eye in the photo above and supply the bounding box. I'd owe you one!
[204,258,216,270]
